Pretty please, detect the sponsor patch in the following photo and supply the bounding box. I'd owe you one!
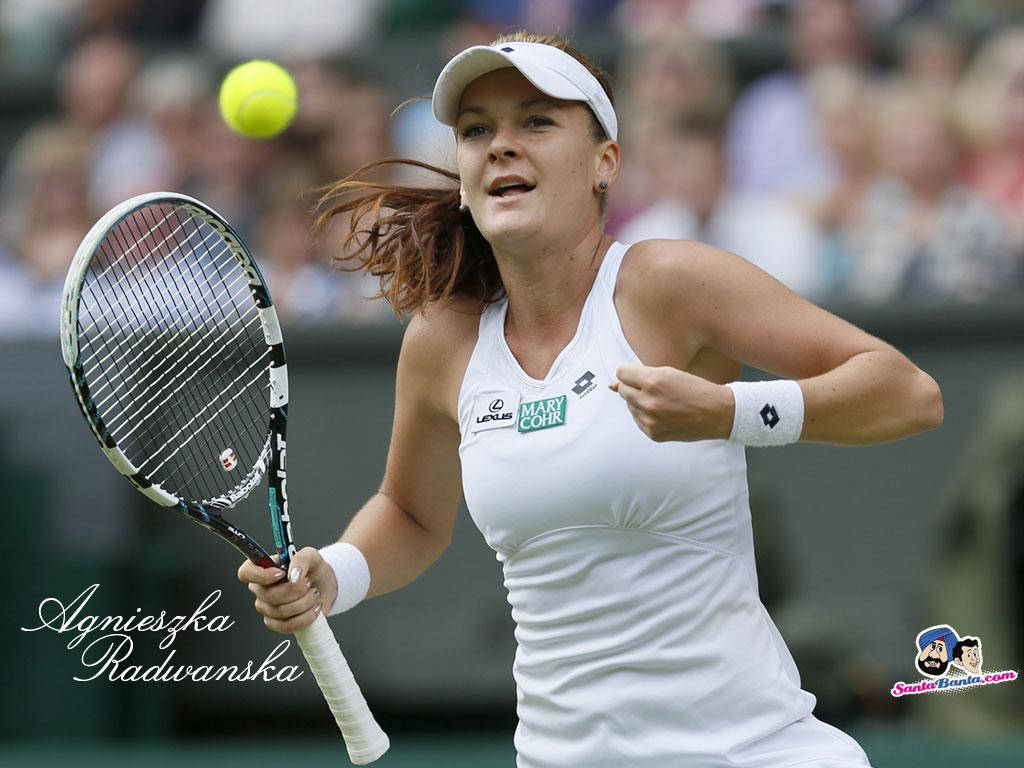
[471,390,520,432]
[517,394,567,433]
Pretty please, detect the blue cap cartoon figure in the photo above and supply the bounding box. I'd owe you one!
[916,625,958,678]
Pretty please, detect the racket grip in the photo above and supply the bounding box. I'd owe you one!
[294,613,390,764]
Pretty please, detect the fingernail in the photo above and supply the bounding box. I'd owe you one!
[313,603,322,615]
[274,569,287,580]
[288,566,301,583]
[306,578,312,589]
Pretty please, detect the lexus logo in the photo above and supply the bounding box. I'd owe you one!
[489,398,504,412]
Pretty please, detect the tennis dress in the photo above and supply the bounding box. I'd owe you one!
[457,242,872,768]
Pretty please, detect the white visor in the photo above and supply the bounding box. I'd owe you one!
[432,42,617,141]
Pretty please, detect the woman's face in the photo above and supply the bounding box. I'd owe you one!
[455,68,609,250]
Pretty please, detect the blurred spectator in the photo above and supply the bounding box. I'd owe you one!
[726,0,872,199]
[198,0,382,59]
[286,58,355,145]
[959,26,1024,261]
[390,98,458,182]
[610,32,734,229]
[803,65,878,297]
[1,33,139,246]
[183,108,278,242]
[895,19,968,95]
[840,84,1014,303]
[58,31,139,135]
[615,114,823,298]
[616,31,734,125]
[613,0,763,41]
[316,80,394,181]
[0,125,90,337]
[125,53,213,190]
[253,163,344,325]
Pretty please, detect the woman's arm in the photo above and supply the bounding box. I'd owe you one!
[343,311,465,596]
[239,309,468,632]
[612,239,943,446]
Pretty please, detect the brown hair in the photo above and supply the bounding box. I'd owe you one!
[314,31,614,318]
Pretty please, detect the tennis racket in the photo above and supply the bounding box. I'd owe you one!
[59,191,389,764]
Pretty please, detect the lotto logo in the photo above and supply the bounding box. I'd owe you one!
[760,403,780,428]
[572,371,596,397]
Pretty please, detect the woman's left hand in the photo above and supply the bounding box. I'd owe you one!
[610,363,734,442]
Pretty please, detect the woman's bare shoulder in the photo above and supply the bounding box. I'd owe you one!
[616,238,716,299]
[614,239,740,377]
[400,294,486,419]
[405,295,484,351]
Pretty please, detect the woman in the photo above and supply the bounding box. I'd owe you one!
[238,32,942,767]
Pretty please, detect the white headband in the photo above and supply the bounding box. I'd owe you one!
[431,42,618,141]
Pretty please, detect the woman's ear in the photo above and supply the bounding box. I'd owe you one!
[595,140,621,194]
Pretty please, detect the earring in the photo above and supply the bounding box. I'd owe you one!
[598,180,609,192]
[459,186,468,211]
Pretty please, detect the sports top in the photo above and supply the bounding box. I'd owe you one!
[457,241,872,767]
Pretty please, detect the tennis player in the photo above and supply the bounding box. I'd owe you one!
[239,32,943,767]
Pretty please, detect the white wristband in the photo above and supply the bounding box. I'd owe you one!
[725,380,804,446]
[319,542,371,616]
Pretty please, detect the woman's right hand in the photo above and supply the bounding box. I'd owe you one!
[236,547,339,633]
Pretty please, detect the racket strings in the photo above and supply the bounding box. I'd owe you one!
[77,203,272,504]
[84,228,250,393]
[78,208,197,338]
[84,211,259,437]
[124,206,269,500]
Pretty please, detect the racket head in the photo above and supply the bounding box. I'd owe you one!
[60,192,294,568]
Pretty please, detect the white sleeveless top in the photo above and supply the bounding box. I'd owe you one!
[457,242,871,768]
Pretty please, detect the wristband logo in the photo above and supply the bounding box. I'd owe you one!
[890,624,1018,697]
[759,403,780,428]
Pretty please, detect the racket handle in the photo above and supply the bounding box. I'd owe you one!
[294,613,390,764]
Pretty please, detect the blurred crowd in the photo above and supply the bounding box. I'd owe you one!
[1,0,1023,338]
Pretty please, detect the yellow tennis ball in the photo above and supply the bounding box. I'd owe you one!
[218,60,297,138]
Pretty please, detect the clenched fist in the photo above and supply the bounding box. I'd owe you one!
[609,363,734,442]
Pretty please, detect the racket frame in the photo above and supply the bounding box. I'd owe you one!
[60,192,292,570]
[60,192,390,764]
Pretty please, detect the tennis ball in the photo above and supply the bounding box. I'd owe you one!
[218,60,297,138]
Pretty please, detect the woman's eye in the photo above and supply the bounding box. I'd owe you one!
[527,115,554,128]
[460,124,486,139]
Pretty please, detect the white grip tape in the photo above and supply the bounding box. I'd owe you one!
[294,613,389,764]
